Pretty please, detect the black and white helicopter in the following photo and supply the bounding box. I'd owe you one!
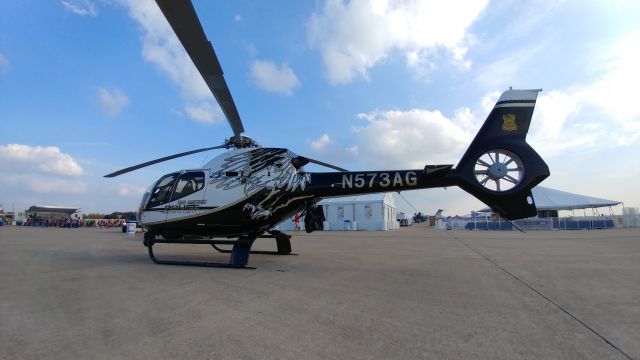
[105,0,550,268]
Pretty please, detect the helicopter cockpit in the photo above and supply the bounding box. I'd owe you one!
[145,172,178,209]
[140,171,206,211]
[171,171,205,200]
[138,170,208,226]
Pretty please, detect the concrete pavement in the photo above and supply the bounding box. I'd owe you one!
[0,225,638,359]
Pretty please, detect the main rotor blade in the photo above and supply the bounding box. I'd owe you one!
[104,145,227,178]
[156,0,244,137]
[304,157,348,172]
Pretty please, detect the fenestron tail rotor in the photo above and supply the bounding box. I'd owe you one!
[473,149,524,192]
[103,144,228,178]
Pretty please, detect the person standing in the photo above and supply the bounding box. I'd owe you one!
[294,213,301,231]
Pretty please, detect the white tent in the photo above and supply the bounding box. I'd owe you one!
[531,186,621,210]
[479,186,622,213]
[275,193,399,231]
[321,193,399,231]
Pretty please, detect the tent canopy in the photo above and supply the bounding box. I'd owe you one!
[27,206,79,214]
[531,186,621,211]
[481,186,621,212]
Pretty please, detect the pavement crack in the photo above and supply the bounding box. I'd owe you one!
[448,234,634,360]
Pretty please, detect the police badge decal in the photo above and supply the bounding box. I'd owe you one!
[502,114,518,132]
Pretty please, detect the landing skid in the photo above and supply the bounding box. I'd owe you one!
[143,230,293,268]
[211,231,295,256]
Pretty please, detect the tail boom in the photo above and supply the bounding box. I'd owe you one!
[300,89,549,221]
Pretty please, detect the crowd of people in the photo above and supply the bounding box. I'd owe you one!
[18,217,127,228]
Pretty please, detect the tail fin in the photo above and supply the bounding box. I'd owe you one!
[453,89,549,220]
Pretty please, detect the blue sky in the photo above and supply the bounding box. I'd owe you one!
[1,0,639,216]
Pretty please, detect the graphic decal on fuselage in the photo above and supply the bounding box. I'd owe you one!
[208,148,311,220]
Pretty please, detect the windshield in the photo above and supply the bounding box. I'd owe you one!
[146,173,178,209]
[170,171,205,202]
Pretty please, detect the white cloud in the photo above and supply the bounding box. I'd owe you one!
[310,134,331,153]
[1,175,86,194]
[498,1,568,42]
[529,91,580,149]
[234,15,242,22]
[575,31,640,121]
[350,107,476,169]
[528,31,640,156]
[117,184,146,197]
[0,144,86,195]
[313,35,640,171]
[475,42,547,89]
[20,177,87,194]
[97,87,130,117]
[117,0,224,124]
[250,60,301,95]
[330,32,640,170]
[0,144,84,176]
[480,91,501,114]
[307,0,488,84]
[0,53,10,73]
[185,101,222,124]
[61,0,97,17]
[307,134,356,167]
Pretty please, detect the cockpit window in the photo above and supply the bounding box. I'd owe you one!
[170,171,205,202]
[146,173,178,209]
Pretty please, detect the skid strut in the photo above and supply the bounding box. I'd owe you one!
[145,232,260,269]
[211,230,294,255]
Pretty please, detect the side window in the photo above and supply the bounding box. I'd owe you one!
[146,173,178,209]
[170,171,205,202]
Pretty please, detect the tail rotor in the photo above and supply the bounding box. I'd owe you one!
[473,149,524,192]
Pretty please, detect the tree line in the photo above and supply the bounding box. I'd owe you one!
[83,211,136,220]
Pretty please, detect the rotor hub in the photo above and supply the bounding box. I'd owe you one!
[487,163,508,179]
[227,135,259,149]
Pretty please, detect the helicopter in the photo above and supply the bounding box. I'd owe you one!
[105,0,550,269]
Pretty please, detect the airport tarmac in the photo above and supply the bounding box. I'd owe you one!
[0,225,638,360]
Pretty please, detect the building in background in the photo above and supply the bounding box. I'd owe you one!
[276,193,399,231]
[25,206,81,222]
